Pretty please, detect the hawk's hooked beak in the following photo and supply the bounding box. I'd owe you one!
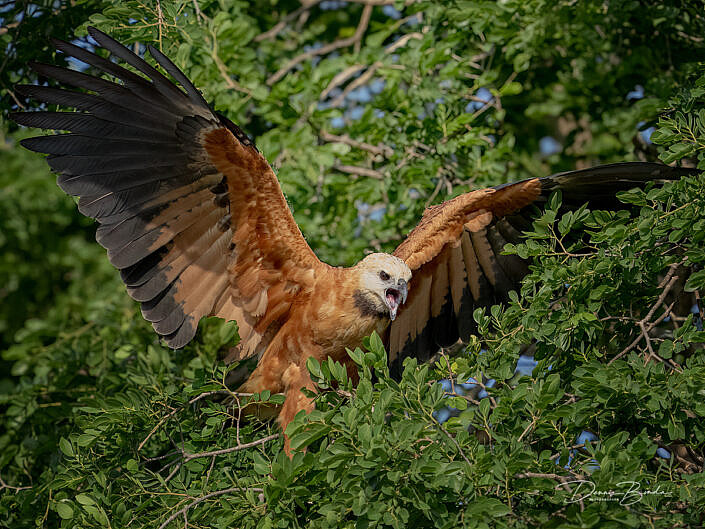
[385,279,408,321]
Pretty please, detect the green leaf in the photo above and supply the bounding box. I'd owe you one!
[307,356,323,379]
[59,438,74,458]
[368,331,385,356]
[55,502,73,519]
[547,190,562,211]
[685,269,705,292]
[76,493,95,506]
[288,424,331,451]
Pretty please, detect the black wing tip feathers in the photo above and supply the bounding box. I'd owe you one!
[533,162,699,203]
[8,111,25,124]
[8,25,245,354]
[145,43,210,107]
[86,25,113,45]
[14,84,35,98]
[13,27,259,150]
[18,136,49,153]
[543,161,698,184]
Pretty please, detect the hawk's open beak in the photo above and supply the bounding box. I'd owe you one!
[385,279,408,321]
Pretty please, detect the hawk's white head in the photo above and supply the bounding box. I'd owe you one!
[355,253,412,321]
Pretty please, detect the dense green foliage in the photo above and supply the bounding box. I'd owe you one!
[2,0,705,527]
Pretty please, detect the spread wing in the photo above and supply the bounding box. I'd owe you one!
[388,162,693,374]
[11,27,324,357]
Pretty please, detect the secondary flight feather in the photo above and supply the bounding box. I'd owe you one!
[11,27,694,453]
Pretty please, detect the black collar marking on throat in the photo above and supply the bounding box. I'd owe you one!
[353,289,388,319]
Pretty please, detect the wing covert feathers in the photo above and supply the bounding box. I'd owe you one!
[12,27,321,353]
[393,179,541,270]
[389,162,696,374]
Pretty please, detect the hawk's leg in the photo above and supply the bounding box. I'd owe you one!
[279,362,317,456]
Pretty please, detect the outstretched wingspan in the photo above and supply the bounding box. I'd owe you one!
[389,163,694,374]
[13,28,698,455]
[12,27,324,357]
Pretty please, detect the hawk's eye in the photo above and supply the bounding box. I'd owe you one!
[379,271,391,281]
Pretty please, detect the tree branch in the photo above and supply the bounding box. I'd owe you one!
[0,20,19,36]
[138,390,233,452]
[333,163,385,179]
[158,487,264,529]
[255,0,324,42]
[0,472,31,493]
[345,0,419,5]
[320,130,393,157]
[206,31,253,96]
[320,64,366,100]
[182,433,281,461]
[267,4,373,85]
[385,31,423,53]
[514,472,585,510]
[436,422,472,466]
[329,61,381,107]
[608,261,685,368]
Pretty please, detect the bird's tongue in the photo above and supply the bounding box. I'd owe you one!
[386,291,399,321]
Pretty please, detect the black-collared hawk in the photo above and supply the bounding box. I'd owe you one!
[11,28,694,454]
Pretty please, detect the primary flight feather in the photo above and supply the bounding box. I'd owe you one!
[11,27,694,454]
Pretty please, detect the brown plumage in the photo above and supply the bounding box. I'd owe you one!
[11,28,696,455]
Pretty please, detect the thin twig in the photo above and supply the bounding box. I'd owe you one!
[320,130,393,157]
[515,472,584,510]
[330,62,381,107]
[267,4,373,85]
[608,262,684,367]
[436,422,472,466]
[452,391,481,406]
[0,472,32,493]
[318,20,421,102]
[549,443,587,461]
[639,320,658,361]
[142,450,180,463]
[6,88,26,109]
[255,0,324,42]
[517,416,537,443]
[676,30,704,43]
[206,32,253,97]
[425,168,446,207]
[234,394,242,446]
[158,487,264,529]
[475,380,497,409]
[155,0,164,51]
[156,456,181,476]
[138,391,232,452]
[203,455,217,491]
[0,20,19,36]
[695,290,705,322]
[438,351,456,396]
[644,265,681,322]
[318,28,420,107]
[192,0,207,22]
[385,32,423,53]
[182,433,281,461]
[320,64,366,100]
[333,163,385,179]
[516,471,571,481]
[164,461,182,483]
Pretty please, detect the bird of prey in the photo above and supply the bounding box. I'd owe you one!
[11,27,692,453]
